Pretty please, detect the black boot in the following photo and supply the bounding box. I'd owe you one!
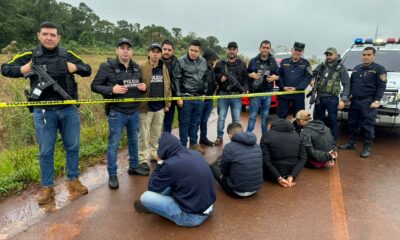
[108,175,119,189]
[360,143,372,158]
[200,137,215,146]
[133,200,152,214]
[339,139,356,150]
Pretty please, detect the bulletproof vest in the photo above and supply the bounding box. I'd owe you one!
[105,58,140,84]
[252,57,276,91]
[31,45,78,99]
[316,62,342,96]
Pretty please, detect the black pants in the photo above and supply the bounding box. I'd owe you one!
[209,160,245,199]
[348,98,376,144]
[263,164,294,182]
[277,94,305,119]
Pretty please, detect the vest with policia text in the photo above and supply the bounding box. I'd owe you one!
[315,61,343,96]
[30,45,78,101]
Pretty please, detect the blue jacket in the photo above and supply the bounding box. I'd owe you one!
[278,57,312,98]
[350,62,387,101]
[148,132,216,214]
[220,132,263,192]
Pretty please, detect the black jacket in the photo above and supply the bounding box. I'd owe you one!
[214,58,248,94]
[91,57,145,114]
[220,132,263,193]
[163,55,178,96]
[173,54,208,96]
[247,54,279,93]
[300,120,337,163]
[260,119,306,180]
[149,132,216,214]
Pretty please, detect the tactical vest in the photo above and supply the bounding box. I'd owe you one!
[251,57,276,92]
[31,45,78,100]
[316,62,342,96]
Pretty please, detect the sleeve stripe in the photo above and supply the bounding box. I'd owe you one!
[7,51,32,64]
[67,50,83,61]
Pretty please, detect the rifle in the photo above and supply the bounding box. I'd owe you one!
[308,66,322,108]
[24,64,88,119]
[223,60,256,105]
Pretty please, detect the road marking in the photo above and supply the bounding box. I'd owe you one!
[329,161,350,240]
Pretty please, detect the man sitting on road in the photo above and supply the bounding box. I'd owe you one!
[134,132,216,227]
[295,110,337,169]
[210,122,263,198]
[260,115,306,188]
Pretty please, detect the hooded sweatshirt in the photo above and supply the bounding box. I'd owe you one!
[260,118,306,179]
[220,132,263,193]
[148,132,216,214]
[300,120,337,163]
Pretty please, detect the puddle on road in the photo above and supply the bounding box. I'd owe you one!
[0,150,130,239]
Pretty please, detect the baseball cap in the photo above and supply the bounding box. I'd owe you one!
[295,110,312,121]
[324,47,338,55]
[149,43,162,52]
[117,38,132,47]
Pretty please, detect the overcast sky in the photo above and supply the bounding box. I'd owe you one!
[63,0,400,58]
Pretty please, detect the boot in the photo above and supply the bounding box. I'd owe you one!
[360,143,372,158]
[36,186,55,205]
[133,200,152,214]
[339,139,356,150]
[214,137,223,146]
[67,179,88,195]
[108,175,119,189]
[200,137,215,146]
[189,144,205,154]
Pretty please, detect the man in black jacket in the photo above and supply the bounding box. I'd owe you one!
[210,122,263,198]
[295,110,337,168]
[200,48,219,146]
[214,42,248,146]
[91,38,148,189]
[173,40,208,153]
[134,132,216,227]
[260,115,306,187]
[1,22,91,204]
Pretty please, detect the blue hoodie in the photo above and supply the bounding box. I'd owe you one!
[148,132,216,214]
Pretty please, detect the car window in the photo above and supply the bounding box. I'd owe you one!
[342,50,400,72]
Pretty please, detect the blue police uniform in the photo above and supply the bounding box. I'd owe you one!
[347,62,386,144]
[277,57,312,118]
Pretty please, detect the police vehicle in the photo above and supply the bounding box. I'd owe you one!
[338,37,400,127]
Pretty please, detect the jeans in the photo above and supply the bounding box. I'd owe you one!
[247,96,272,134]
[140,187,211,227]
[177,100,204,146]
[200,100,214,141]
[33,106,80,187]
[277,94,305,119]
[217,98,242,138]
[163,100,177,133]
[107,110,140,176]
[313,96,339,140]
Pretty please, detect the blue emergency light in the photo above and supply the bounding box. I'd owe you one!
[354,38,363,44]
[364,38,373,44]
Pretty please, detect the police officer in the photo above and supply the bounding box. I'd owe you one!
[339,47,386,158]
[277,42,312,119]
[312,47,350,140]
[1,22,92,204]
[91,38,148,189]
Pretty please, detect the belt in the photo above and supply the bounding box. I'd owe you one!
[352,96,373,100]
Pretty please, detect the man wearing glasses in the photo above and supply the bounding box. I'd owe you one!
[277,42,312,119]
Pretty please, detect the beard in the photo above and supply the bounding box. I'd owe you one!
[228,54,236,59]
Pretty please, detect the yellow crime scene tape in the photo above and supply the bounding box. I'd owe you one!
[0,90,307,108]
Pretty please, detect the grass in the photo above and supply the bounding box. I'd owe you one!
[0,53,148,197]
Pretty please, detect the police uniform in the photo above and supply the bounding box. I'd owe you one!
[1,44,92,188]
[346,62,386,151]
[277,42,312,118]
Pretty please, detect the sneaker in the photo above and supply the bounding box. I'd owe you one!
[108,175,119,189]
[214,137,223,146]
[36,186,55,205]
[189,144,205,154]
[67,179,89,195]
[360,144,372,158]
[140,162,150,171]
[200,138,215,146]
[127,166,149,176]
[133,200,152,214]
[338,142,356,150]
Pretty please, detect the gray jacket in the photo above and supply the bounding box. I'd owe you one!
[173,54,208,96]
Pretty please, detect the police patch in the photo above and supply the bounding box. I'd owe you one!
[380,74,387,82]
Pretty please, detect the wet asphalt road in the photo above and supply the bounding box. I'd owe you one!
[1,110,399,240]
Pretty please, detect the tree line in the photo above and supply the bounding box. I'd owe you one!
[0,0,225,54]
